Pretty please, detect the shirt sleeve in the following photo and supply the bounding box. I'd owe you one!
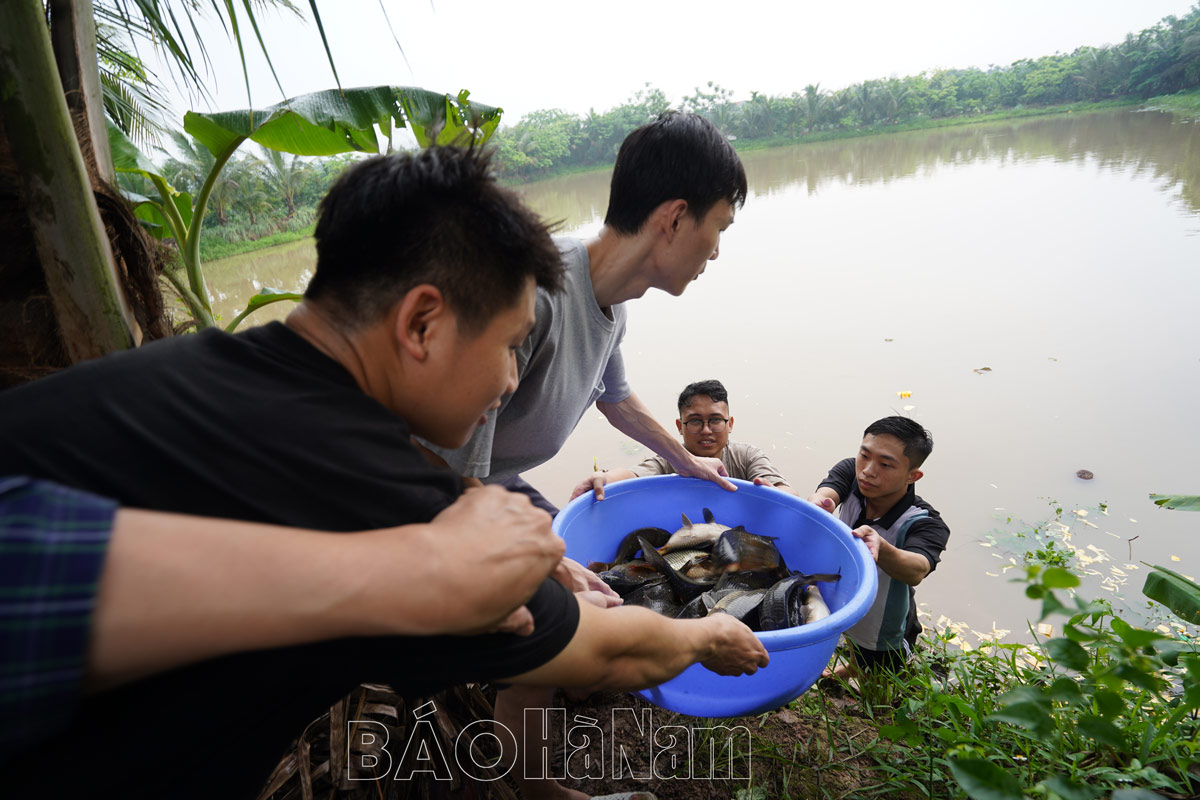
[735,443,788,485]
[597,347,631,405]
[0,477,117,759]
[902,507,950,574]
[817,458,856,500]
[416,410,496,479]
[628,455,674,477]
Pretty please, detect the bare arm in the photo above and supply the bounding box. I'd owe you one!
[88,486,563,690]
[753,477,802,497]
[848,526,931,585]
[568,467,638,501]
[596,392,735,491]
[806,486,840,513]
[500,600,770,691]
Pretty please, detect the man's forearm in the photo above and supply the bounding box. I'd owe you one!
[876,540,932,586]
[501,601,767,691]
[90,509,370,689]
[597,394,690,468]
[89,494,562,690]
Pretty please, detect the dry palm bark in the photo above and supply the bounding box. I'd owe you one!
[258,684,519,800]
[0,0,170,390]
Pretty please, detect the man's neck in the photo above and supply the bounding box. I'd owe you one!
[585,226,658,308]
[285,302,374,395]
[863,489,907,522]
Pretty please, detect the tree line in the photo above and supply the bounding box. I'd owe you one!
[488,5,1200,180]
[123,3,1200,251]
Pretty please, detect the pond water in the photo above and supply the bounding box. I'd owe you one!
[206,108,1200,644]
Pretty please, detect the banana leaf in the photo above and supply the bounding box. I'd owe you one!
[1143,564,1200,625]
[109,121,194,241]
[184,86,502,158]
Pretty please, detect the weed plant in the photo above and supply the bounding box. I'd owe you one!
[797,568,1199,799]
[736,504,1200,800]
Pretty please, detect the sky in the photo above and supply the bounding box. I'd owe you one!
[147,0,1198,126]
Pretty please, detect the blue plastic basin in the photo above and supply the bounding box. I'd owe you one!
[553,475,877,717]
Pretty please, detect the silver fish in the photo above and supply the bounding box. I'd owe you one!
[659,508,730,553]
[662,548,709,572]
[802,585,831,624]
[708,588,768,625]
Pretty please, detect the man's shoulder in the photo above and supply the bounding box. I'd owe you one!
[820,458,857,483]
[909,495,948,529]
[725,441,766,457]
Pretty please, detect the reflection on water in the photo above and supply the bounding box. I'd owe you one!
[205,240,315,327]
[206,109,1200,641]
[738,109,1200,217]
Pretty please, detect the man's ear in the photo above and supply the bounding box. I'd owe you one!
[727,415,735,433]
[675,418,684,435]
[659,199,690,241]
[907,468,924,486]
[393,284,449,361]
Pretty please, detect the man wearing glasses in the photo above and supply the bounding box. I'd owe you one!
[571,379,798,500]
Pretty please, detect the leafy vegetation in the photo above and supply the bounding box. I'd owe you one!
[759,496,1200,799]
[488,5,1200,182]
[112,87,501,331]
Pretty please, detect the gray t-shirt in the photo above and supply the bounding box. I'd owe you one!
[629,441,789,486]
[422,238,631,481]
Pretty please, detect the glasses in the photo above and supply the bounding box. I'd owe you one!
[682,417,729,432]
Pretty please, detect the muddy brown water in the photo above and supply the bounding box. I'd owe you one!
[207,108,1200,644]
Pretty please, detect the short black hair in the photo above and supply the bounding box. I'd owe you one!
[604,112,748,234]
[678,379,729,413]
[307,147,563,334]
[864,417,934,469]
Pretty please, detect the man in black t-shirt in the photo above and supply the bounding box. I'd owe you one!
[808,417,950,680]
[0,148,767,799]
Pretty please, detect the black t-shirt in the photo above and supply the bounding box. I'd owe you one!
[0,323,580,798]
[0,322,460,530]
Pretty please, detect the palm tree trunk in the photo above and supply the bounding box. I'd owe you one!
[0,0,140,364]
[49,0,115,184]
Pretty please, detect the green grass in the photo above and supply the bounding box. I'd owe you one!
[198,223,316,262]
[1145,88,1200,114]
[731,99,1141,153]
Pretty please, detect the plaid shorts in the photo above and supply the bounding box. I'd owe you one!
[0,476,116,760]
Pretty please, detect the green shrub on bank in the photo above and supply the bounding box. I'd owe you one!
[198,222,316,262]
[1145,88,1200,114]
[753,504,1200,799]
[198,206,317,262]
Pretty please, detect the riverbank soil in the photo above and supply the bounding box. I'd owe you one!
[545,688,916,800]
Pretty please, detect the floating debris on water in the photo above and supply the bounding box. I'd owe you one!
[973,366,992,374]
[1076,469,1094,480]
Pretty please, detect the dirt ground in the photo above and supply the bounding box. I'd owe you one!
[261,682,921,800]
[533,687,908,800]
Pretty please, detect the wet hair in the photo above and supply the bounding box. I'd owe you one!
[864,417,934,469]
[604,112,748,234]
[306,147,563,334]
[678,379,729,413]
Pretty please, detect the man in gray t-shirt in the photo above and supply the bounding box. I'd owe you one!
[418,112,750,800]
[571,378,800,500]
[420,112,749,516]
